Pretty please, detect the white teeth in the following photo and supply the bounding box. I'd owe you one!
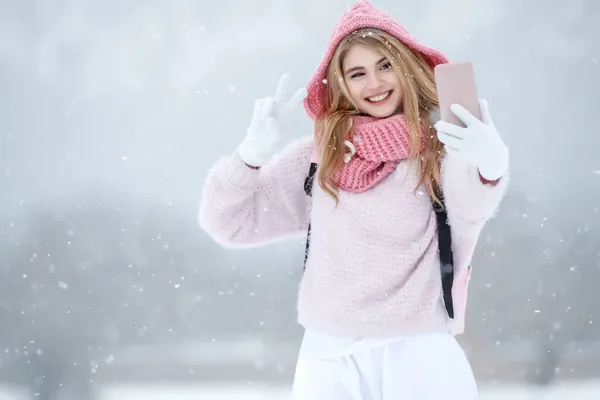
[368,91,390,102]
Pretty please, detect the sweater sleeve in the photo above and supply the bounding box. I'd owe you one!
[199,135,314,247]
[441,153,509,226]
[440,153,510,270]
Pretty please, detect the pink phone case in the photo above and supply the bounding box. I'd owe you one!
[434,62,481,127]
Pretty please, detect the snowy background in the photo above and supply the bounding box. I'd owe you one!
[0,0,599,398]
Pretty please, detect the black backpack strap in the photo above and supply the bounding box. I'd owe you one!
[302,163,455,319]
[432,186,455,319]
[303,162,318,270]
[304,162,318,197]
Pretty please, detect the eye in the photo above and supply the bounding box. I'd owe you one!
[380,62,392,70]
[350,72,365,79]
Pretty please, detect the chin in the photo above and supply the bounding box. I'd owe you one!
[361,101,401,118]
[365,108,396,118]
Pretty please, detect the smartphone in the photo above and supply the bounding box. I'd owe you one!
[434,62,481,127]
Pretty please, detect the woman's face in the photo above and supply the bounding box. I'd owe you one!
[342,44,402,118]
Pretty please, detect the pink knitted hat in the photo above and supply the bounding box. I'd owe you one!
[303,0,449,121]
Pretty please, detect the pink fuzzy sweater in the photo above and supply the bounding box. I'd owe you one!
[199,136,509,337]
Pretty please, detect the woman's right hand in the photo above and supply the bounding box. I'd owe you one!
[238,73,307,168]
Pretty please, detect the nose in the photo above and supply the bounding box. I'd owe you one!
[366,73,384,90]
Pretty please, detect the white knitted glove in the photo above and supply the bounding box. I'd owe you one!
[434,99,509,181]
[238,73,307,167]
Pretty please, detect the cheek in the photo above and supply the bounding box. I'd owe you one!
[386,76,402,100]
[345,81,364,104]
[387,73,400,89]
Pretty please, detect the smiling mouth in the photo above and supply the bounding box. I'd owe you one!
[366,90,392,103]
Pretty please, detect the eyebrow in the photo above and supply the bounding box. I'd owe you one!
[344,57,388,75]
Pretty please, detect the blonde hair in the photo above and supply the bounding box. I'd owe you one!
[315,28,444,205]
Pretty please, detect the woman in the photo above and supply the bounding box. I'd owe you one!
[199,0,509,398]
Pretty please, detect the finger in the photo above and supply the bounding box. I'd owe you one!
[280,87,307,117]
[479,98,494,126]
[434,121,469,139]
[274,73,290,105]
[260,98,275,120]
[437,131,463,149]
[450,103,480,127]
[287,87,308,109]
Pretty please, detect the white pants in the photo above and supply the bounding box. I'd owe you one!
[292,332,478,400]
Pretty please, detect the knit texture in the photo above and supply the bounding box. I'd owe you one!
[335,114,427,192]
[303,0,449,121]
[199,137,509,337]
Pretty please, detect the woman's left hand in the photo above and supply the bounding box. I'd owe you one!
[434,99,509,181]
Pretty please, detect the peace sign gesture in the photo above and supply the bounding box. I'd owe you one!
[238,73,307,167]
[272,73,308,128]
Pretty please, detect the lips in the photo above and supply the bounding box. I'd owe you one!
[366,90,392,103]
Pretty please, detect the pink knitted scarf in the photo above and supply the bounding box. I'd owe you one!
[334,114,427,193]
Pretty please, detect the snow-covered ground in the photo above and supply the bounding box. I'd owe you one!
[1,381,600,399]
